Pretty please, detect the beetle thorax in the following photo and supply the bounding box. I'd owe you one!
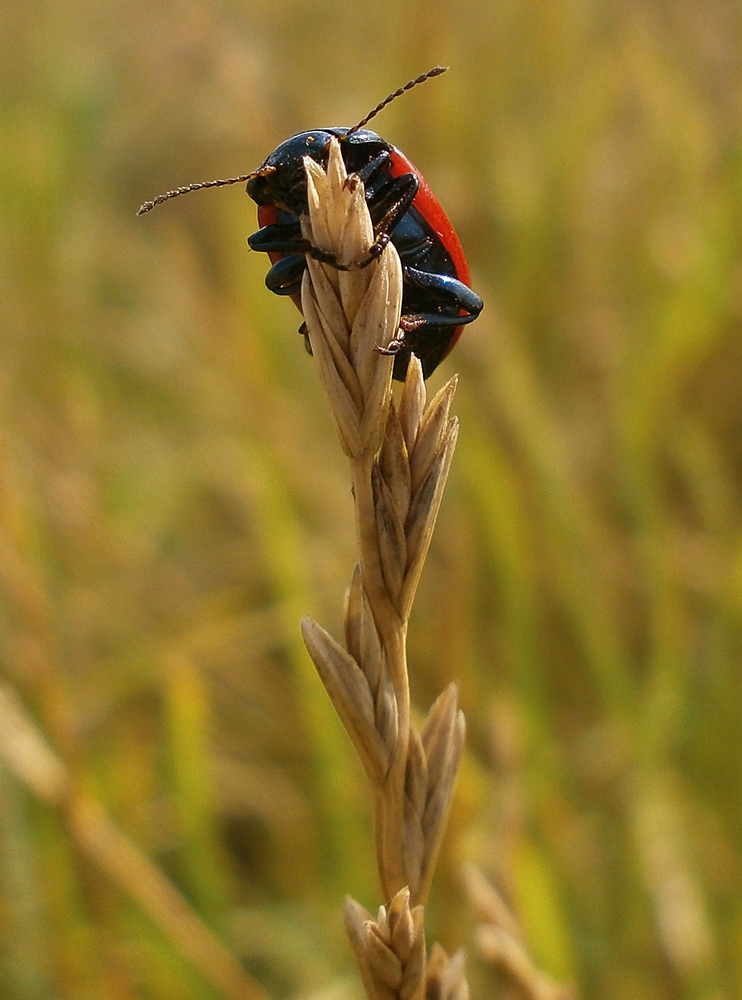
[246,131,339,214]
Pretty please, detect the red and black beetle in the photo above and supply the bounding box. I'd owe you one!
[138,67,482,380]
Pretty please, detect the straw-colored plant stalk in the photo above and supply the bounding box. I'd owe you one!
[298,138,467,1000]
[464,865,579,1000]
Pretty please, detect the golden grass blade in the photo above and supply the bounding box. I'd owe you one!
[379,407,413,523]
[401,419,459,622]
[426,944,470,1000]
[463,864,579,1000]
[0,681,267,1000]
[301,617,389,782]
[398,358,426,454]
[373,466,408,606]
[410,376,459,494]
[418,688,466,899]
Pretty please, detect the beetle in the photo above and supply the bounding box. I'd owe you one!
[138,67,482,380]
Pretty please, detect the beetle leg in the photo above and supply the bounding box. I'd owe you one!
[401,265,484,320]
[376,267,483,377]
[274,172,420,272]
[249,171,422,275]
[367,173,419,229]
[248,220,305,254]
[249,222,356,270]
[353,149,393,187]
[264,253,306,296]
[352,173,420,267]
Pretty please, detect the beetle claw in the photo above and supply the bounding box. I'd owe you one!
[375,334,405,357]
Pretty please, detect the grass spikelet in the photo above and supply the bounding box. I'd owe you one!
[426,943,469,1000]
[299,138,468,998]
[343,889,426,1000]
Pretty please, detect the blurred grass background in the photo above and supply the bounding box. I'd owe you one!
[1,0,742,997]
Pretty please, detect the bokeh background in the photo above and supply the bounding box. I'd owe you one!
[2,1,742,997]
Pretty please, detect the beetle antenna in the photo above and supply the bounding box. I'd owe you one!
[137,169,272,215]
[346,65,449,136]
